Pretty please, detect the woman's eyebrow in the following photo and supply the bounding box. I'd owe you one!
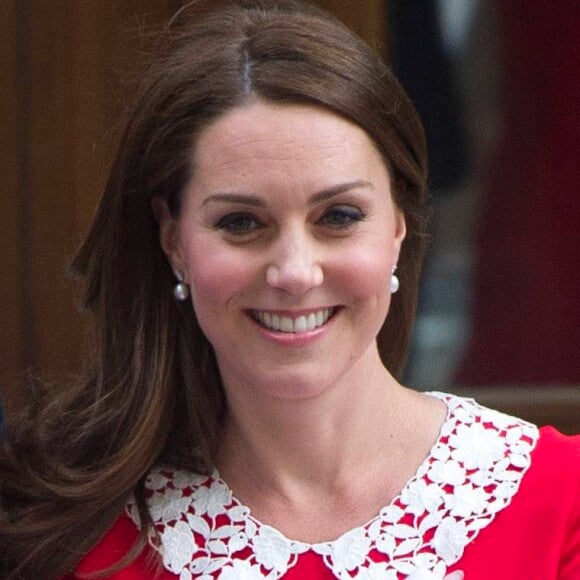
[202,193,266,207]
[309,180,373,204]
[202,180,373,207]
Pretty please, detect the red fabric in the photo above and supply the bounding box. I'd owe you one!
[72,427,580,579]
[456,2,580,384]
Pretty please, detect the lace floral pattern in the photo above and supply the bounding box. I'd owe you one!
[127,394,539,579]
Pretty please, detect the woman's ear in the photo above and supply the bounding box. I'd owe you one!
[393,209,407,265]
[151,197,185,276]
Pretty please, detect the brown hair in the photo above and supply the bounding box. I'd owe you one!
[0,1,427,577]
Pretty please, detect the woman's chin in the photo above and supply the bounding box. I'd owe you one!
[226,365,342,404]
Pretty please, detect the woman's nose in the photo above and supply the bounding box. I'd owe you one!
[266,233,323,295]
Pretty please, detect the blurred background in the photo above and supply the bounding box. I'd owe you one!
[1,0,579,432]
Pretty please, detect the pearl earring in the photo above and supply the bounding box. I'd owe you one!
[390,265,400,294]
[173,272,189,301]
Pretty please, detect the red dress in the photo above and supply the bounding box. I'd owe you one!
[73,394,580,579]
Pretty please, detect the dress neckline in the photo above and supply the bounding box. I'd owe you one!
[211,390,453,547]
[127,392,539,579]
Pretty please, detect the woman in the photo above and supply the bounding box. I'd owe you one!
[1,1,578,578]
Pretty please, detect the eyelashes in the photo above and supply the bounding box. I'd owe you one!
[319,206,365,228]
[215,212,262,234]
[214,205,366,236]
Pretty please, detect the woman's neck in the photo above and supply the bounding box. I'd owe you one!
[216,356,408,500]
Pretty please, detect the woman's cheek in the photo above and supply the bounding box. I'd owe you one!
[186,243,261,303]
[333,245,391,299]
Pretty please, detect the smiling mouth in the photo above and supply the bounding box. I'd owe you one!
[251,308,336,333]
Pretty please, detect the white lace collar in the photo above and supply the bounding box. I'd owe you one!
[127,393,539,579]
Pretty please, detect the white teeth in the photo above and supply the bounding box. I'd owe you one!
[263,312,272,327]
[294,316,307,333]
[315,310,324,326]
[253,308,334,333]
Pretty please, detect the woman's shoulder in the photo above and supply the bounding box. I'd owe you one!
[433,392,579,577]
[72,512,150,578]
[438,391,579,510]
[526,425,580,498]
[73,511,165,580]
[73,469,215,579]
[436,390,579,468]
[536,424,580,463]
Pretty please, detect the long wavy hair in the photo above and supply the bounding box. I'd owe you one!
[0,1,428,577]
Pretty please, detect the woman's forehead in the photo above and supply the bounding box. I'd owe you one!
[190,100,384,176]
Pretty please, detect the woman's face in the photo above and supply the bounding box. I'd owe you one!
[159,100,405,401]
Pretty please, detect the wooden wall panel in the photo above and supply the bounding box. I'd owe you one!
[0,0,25,412]
[0,2,179,412]
[27,4,83,379]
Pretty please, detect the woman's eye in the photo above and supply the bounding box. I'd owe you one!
[215,213,261,234]
[319,206,364,228]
